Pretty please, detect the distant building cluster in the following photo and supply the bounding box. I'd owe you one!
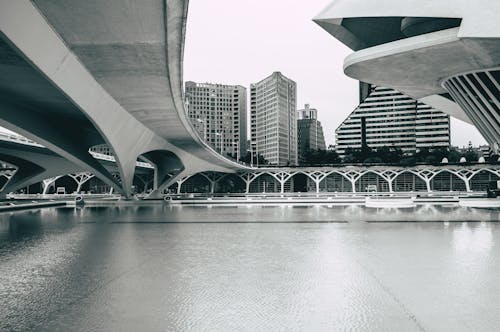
[185,76,457,166]
[297,104,326,164]
[186,72,300,166]
[185,82,247,160]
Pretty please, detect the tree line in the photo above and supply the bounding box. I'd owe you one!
[235,146,497,166]
[302,146,497,166]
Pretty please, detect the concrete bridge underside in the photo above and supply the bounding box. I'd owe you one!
[0,140,153,197]
[0,0,245,198]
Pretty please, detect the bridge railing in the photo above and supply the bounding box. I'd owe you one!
[0,131,153,169]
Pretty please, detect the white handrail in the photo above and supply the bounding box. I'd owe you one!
[0,132,153,169]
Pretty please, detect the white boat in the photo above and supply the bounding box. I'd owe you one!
[365,197,416,209]
[459,199,500,209]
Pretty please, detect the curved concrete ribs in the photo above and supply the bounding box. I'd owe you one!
[0,0,245,197]
[314,0,500,151]
[0,138,156,196]
[0,141,86,196]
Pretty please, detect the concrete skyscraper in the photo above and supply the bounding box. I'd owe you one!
[336,85,450,156]
[185,82,247,161]
[250,72,297,166]
[297,104,326,164]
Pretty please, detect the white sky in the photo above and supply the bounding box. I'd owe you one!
[183,0,487,148]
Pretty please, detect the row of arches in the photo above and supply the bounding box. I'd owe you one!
[169,169,500,194]
[13,173,155,195]
[7,168,500,196]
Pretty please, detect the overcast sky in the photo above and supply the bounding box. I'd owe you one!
[183,0,487,148]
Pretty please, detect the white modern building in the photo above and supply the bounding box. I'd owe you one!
[250,72,298,166]
[336,85,450,155]
[185,82,247,161]
[314,0,500,153]
[297,104,326,163]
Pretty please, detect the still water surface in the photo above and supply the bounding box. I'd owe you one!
[0,205,499,331]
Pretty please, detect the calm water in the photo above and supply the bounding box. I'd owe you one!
[0,205,499,331]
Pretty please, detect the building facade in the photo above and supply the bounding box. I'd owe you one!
[336,85,450,156]
[185,82,247,161]
[250,72,297,166]
[314,2,500,153]
[297,104,326,164]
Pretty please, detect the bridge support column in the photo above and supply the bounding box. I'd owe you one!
[203,172,228,195]
[177,176,191,195]
[69,172,94,194]
[134,173,153,193]
[425,179,431,193]
[42,176,61,195]
[147,170,190,198]
[465,180,471,193]
[239,172,263,195]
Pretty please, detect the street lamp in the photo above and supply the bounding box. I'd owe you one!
[215,132,223,154]
[232,140,240,162]
[246,148,253,167]
[250,142,259,167]
[196,118,207,142]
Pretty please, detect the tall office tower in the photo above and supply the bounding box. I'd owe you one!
[297,104,326,164]
[336,85,450,156]
[185,81,247,160]
[250,72,297,166]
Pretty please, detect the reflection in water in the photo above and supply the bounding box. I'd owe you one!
[453,222,493,253]
[0,205,499,331]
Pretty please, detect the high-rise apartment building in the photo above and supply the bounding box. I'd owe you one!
[297,104,326,164]
[250,72,297,166]
[336,85,450,156]
[185,81,247,160]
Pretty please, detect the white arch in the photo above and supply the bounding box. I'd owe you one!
[212,173,247,193]
[428,169,469,192]
[395,169,429,183]
[318,170,356,193]
[246,172,282,193]
[468,168,500,179]
[468,168,500,191]
[392,170,429,192]
[179,173,212,193]
[354,170,391,192]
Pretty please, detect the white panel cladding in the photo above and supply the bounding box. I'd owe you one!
[336,86,450,155]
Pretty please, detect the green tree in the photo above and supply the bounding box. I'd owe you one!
[303,149,341,165]
[463,149,479,162]
[239,152,269,166]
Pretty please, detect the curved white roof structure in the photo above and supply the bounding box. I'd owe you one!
[314,0,500,152]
